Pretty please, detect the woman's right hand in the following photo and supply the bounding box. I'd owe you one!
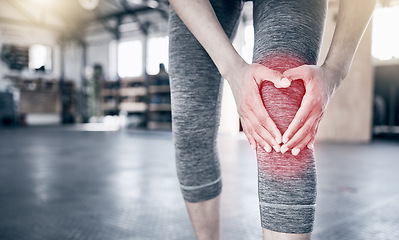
[225,62,289,152]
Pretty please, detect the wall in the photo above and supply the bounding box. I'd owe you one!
[316,1,374,142]
[85,31,115,81]
[63,42,83,87]
[0,25,60,81]
[62,35,111,88]
[0,24,62,125]
[87,42,110,79]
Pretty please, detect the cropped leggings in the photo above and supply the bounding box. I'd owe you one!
[168,0,327,234]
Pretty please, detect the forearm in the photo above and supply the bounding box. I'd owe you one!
[169,0,246,80]
[323,0,376,86]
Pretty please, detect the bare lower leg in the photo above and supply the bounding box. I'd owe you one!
[185,195,221,240]
[262,229,311,240]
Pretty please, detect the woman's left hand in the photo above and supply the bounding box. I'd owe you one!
[279,64,342,155]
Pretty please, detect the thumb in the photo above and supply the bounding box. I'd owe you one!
[253,64,285,88]
[283,65,313,84]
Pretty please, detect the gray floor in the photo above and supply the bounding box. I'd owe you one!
[0,126,398,240]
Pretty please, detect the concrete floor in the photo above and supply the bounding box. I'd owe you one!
[0,126,398,240]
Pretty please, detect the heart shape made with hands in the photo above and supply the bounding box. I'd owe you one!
[262,64,324,154]
[240,62,324,155]
[260,74,306,135]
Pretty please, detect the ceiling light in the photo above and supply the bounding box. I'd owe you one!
[79,0,99,11]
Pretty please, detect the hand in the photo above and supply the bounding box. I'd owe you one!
[226,62,290,152]
[279,64,341,155]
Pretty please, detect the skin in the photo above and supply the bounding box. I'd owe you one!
[185,196,221,240]
[169,0,376,239]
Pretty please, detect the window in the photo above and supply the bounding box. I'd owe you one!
[146,36,169,75]
[372,6,399,60]
[29,44,52,71]
[118,40,143,78]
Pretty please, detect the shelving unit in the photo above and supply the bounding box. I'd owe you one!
[0,44,29,71]
[3,75,77,124]
[147,65,171,130]
[100,81,119,116]
[15,77,61,114]
[119,76,148,128]
[98,66,172,130]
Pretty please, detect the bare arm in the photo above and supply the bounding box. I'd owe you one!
[324,0,377,88]
[281,0,377,154]
[169,0,286,151]
[169,0,243,78]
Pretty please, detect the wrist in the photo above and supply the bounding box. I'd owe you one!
[219,57,248,82]
[322,55,351,80]
[320,62,345,97]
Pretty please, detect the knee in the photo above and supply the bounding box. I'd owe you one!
[261,80,305,132]
[173,124,222,203]
[170,91,222,202]
[257,78,312,179]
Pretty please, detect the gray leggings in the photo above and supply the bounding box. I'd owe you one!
[168,0,327,234]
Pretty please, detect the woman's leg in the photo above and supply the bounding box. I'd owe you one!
[252,0,327,238]
[168,1,244,239]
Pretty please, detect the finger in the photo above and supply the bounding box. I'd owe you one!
[253,109,282,145]
[242,117,272,152]
[277,77,292,88]
[252,118,281,152]
[251,89,283,145]
[248,114,278,152]
[249,101,282,148]
[253,64,285,87]
[290,130,314,156]
[288,115,322,150]
[281,114,318,154]
[307,119,322,149]
[253,132,273,153]
[240,119,257,150]
[283,65,313,83]
[282,94,313,144]
[306,138,315,150]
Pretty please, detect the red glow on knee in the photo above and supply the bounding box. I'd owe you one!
[257,52,308,73]
[256,54,313,179]
[257,148,313,179]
